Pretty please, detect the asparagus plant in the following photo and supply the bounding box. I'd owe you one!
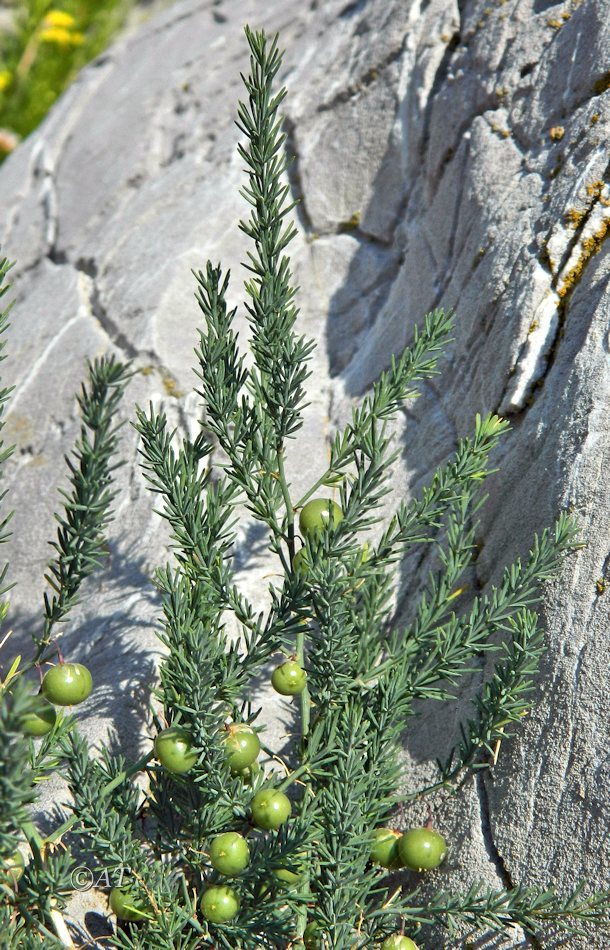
[0,25,608,950]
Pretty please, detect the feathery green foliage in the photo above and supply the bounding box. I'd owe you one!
[0,257,132,941]
[34,355,134,663]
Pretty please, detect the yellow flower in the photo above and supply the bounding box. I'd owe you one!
[39,26,84,47]
[43,10,77,30]
[0,70,12,92]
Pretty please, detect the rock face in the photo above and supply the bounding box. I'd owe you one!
[0,0,608,946]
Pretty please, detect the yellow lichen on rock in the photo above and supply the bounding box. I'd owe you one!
[161,370,185,399]
[564,208,585,228]
[586,180,610,205]
[557,217,610,298]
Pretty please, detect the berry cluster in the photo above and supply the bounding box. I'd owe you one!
[20,661,92,738]
[269,497,342,698]
[152,717,291,923]
[141,497,435,942]
[4,661,93,890]
[370,826,447,873]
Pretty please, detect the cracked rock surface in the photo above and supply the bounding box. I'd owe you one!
[0,0,608,946]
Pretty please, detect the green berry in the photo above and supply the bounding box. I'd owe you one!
[233,760,262,784]
[154,727,198,774]
[258,879,271,898]
[251,788,292,830]
[272,866,302,886]
[273,867,300,885]
[200,884,239,923]
[303,921,323,948]
[41,663,92,705]
[271,848,306,887]
[293,548,309,574]
[397,827,447,871]
[109,886,151,922]
[209,832,250,876]
[271,660,307,696]
[225,724,260,772]
[299,498,343,538]
[20,696,57,736]
[380,937,419,950]
[370,828,401,869]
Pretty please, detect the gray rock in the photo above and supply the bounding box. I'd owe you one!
[0,0,608,946]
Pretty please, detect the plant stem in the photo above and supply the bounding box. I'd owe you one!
[49,902,75,949]
[275,443,312,755]
[296,626,310,743]
[295,615,311,941]
[277,447,295,568]
[276,447,313,942]
[21,819,44,850]
[276,761,310,792]
[294,467,338,511]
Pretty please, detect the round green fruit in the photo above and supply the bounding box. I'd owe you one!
[299,498,343,538]
[251,788,292,830]
[1,849,25,886]
[200,884,239,923]
[303,921,323,949]
[209,832,250,876]
[271,660,307,696]
[272,866,302,886]
[20,697,57,736]
[233,760,261,784]
[109,886,151,922]
[271,847,306,887]
[225,723,260,772]
[380,937,419,950]
[258,879,271,898]
[293,548,309,574]
[370,828,401,869]
[154,727,198,774]
[41,663,92,706]
[397,827,447,871]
